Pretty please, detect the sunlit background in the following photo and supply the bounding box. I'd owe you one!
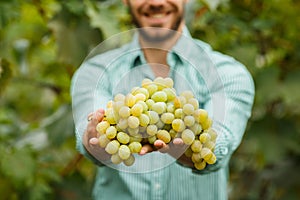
[0,0,299,199]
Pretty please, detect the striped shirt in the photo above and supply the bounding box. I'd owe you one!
[71,27,255,200]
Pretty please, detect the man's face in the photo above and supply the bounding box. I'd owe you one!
[125,0,187,42]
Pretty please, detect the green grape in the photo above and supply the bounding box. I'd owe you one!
[105,140,120,154]
[184,147,193,157]
[191,153,202,163]
[201,117,212,130]
[163,77,174,88]
[106,100,113,108]
[111,153,122,164]
[188,98,199,110]
[172,119,186,132]
[191,139,202,153]
[123,154,135,166]
[184,115,195,127]
[166,103,175,113]
[148,135,157,144]
[117,131,130,144]
[151,102,167,114]
[145,99,155,109]
[144,83,158,96]
[135,93,147,102]
[174,96,183,108]
[182,103,195,115]
[146,124,157,136]
[189,123,202,135]
[194,160,206,170]
[105,126,117,139]
[131,103,143,116]
[180,90,194,100]
[127,127,139,136]
[163,88,176,101]
[193,109,208,124]
[203,141,215,150]
[154,77,167,90]
[128,142,142,153]
[118,145,131,160]
[141,78,152,88]
[119,106,131,118]
[125,93,136,107]
[132,87,149,99]
[96,121,110,134]
[105,108,117,124]
[147,111,159,124]
[161,112,175,124]
[129,135,143,143]
[156,119,165,129]
[174,108,184,119]
[157,130,171,143]
[169,129,177,139]
[163,124,172,131]
[128,116,140,129]
[98,134,110,148]
[181,129,195,145]
[114,93,125,102]
[206,153,216,164]
[207,128,218,141]
[151,91,168,102]
[137,101,148,112]
[199,132,211,144]
[200,147,213,161]
[139,113,150,127]
[117,118,128,131]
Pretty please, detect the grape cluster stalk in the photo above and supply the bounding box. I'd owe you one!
[96,77,218,170]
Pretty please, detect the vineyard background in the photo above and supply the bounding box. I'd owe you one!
[0,0,299,199]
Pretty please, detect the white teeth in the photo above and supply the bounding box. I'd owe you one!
[151,14,165,18]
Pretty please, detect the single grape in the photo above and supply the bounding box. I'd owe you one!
[132,87,149,99]
[147,111,160,124]
[206,153,217,165]
[117,131,130,144]
[98,134,110,148]
[151,102,167,114]
[163,77,174,88]
[174,108,184,119]
[189,123,202,135]
[128,116,140,129]
[141,78,152,88]
[166,103,175,113]
[199,132,211,144]
[191,153,202,163]
[118,145,131,160]
[117,118,128,131]
[156,119,165,129]
[193,109,208,124]
[128,142,142,153]
[146,124,158,136]
[145,99,155,109]
[203,141,215,150]
[191,139,202,153]
[119,106,131,118]
[180,90,194,100]
[105,140,120,155]
[148,135,157,144]
[139,113,150,127]
[153,77,167,90]
[183,103,195,115]
[172,119,186,132]
[163,88,176,101]
[105,108,117,124]
[151,91,168,102]
[129,135,143,143]
[144,83,158,96]
[194,160,206,170]
[111,153,122,164]
[188,98,199,110]
[131,103,143,116]
[125,93,136,107]
[114,93,125,102]
[184,115,195,127]
[161,112,175,124]
[207,128,218,141]
[123,154,135,166]
[105,126,117,139]
[137,101,148,112]
[157,130,171,143]
[135,93,147,102]
[181,129,195,145]
[200,147,213,161]
[127,127,139,136]
[201,117,212,130]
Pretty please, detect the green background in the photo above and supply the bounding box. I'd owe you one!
[0,0,299,199]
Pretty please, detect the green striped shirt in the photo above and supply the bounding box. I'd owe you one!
[71,27,255,200]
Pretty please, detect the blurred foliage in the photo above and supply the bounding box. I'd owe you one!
[0,0,299,199]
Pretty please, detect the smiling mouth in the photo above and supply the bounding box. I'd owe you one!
[144,11,172,19]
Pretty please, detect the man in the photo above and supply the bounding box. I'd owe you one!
[71,0,255,199]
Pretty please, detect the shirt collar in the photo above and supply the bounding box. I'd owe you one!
[128,26,193,68]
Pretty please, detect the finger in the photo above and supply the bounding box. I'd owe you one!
[173,138,184,146]
[87,109,105,123]
[139,144,154,155]
[154,140,169,153]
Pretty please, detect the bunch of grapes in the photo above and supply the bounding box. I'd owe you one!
[96,77,218,170]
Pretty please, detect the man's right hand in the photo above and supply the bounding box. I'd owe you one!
[83,108,111,162]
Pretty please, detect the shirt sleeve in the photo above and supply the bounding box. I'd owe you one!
[192,52,255,174]
[71,58,112,165]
